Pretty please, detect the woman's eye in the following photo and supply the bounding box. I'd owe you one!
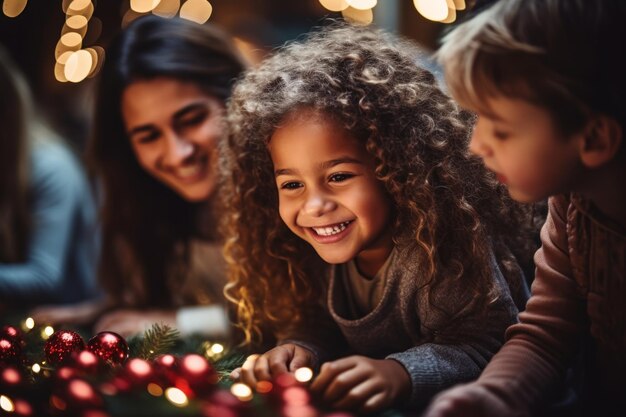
[280,181,302,190]
[136,132,159,144]
[329,173,354,182]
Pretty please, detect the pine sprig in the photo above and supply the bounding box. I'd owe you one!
[130,323,181,360]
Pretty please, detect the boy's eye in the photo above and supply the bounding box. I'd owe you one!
[280,181,302,190]
[329,173,354,182]
[177,111,208,128]
[493,130,510,140]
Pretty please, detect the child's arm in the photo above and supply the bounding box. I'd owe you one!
[423,195,587,417]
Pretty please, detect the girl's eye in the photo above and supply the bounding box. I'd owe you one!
[177,111,208,129]
[329,173,354,182]
[280,181,302,190]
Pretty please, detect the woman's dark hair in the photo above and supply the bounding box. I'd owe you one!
[0,47,31,263]
[90,15,246,307]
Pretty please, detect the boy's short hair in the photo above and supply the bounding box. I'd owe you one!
[437,0,626,135]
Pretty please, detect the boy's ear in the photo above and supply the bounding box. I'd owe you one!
[579,115,623,168]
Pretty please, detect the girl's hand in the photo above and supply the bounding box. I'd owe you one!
[230,343,316,387]
[422,382,520,417]
[310,356,410,414]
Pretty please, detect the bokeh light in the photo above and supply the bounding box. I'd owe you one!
[414,0,449,21]
[319,0,349,12]
[152,0,180,17]
[179,0,212,24]
[2,0,28,18]
[346,0,377,10]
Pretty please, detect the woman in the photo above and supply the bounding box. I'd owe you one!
[32,15,247,339]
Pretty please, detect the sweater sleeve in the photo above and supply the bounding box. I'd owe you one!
[0,145,88,301]
[471,195,587,414]
[387,247,524,406]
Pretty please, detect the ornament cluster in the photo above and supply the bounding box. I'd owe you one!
[0,323,360,417]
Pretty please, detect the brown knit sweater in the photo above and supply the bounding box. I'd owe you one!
[477,194,626,416]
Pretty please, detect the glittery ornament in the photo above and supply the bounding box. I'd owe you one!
[178,353,218,395]
[86,332,129,365]
[1,325,24,344]
[69,350,101,374]
[123,358,154,386]
[44,330,86,364]
[53,378,103,412]
[0,337,22,363]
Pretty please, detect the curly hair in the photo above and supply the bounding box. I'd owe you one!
[221,22,534,344]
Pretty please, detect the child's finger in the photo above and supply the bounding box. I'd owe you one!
[230,367,242,381]
[333,379,382,411]
[310,359,356,393]
[320,366,369,404]
[239,354,260,387]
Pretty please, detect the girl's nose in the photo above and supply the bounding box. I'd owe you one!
[162,133,194,166]
[303,194,337,217]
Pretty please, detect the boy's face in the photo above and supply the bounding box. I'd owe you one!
[469,96,585,203]
[268,115,393,275]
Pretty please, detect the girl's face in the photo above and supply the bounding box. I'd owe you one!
[122,77,224,202]
[469,96,585,203]
[268,115,394,276]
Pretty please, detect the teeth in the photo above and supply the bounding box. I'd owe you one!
[177,163,202,178]
[313,221,351,236]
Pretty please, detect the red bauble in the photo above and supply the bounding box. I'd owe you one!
[177,354,218,396]
[69,350,102,374]
[44,330,86,365]
[123,358,154,386]
[86,332,129,365]
[0,337,22,363]
[1,325,24,344]
[51,378,103,413]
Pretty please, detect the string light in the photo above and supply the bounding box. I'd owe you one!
[179,0,212,24]
[294,367,313,383]
[346,0,376,10]
[414,0,448,21]
[231,383,253,401]
[65,14,88,29]
[319,0,349,12]
[64,49,92,83]
[152,0,180,18]
[147,383,164,396]
[130,0,162,13]
[24,317,35,330]
[342,6,373,25]
[165,387,189,407]
[67,0,91,12]
[2,0,28,17]
[0,395,14,413]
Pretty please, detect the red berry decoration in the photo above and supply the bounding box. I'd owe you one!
[1,325,24,344]
[0,337,23,363]
[86,332,129,365]
[44,330,86,365]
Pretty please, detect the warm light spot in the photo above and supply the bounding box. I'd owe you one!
[2,368,20,384]
[60,32,83,47]
[282,404,317,417]
[128,359,151,377]
[414,0,449,21]
[256,380,273,394]
[32,363,41,373]
[230,383,253,401]
[130,0,162,13]
[182,354,208,374]
[147,383,164,396]
[152,0,180,17]
[121,8,144,27]
[67,0,91,11]
[83,47,99,77]
[319,0,349,12]
[210,343,224,354]
[346,0,377,10]
[452,0,465,10]
[0,395,14,412]
[179,0,212,24]
[2,0,27,17]
[56,51,73,65]
[64,49,92,83]
[65,14,88,29]
[55,62,68,83]
[13,400,32,416]
[282,386,310,406]
[341,6,373,25]
[294,367,313,383]
[158,354,176,366]
[50,395,66,411]
[66,1,94,20]
[441,1,456,24]
[44,326,55,337]
[69,379,95,400]
[165,387,188,406]
[24,317,35,329]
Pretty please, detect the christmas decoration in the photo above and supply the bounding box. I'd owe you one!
[0,320,413,417]
[0,337,22,363]
[44,330,86,365]
[87,331,129,365]
[1,325,24,345]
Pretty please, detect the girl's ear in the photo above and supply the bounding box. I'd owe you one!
[579,115,623,168]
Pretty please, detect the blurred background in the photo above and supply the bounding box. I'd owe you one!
[0,0,475,150]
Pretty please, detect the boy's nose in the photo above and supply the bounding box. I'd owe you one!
[303,195,337,217]
[469,131,493,158]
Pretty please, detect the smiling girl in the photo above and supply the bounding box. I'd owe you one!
[221,23,534,413]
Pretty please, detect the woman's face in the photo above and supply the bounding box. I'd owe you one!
[122,77,224,202]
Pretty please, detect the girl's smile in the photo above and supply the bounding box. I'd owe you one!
[268,112,393,275]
